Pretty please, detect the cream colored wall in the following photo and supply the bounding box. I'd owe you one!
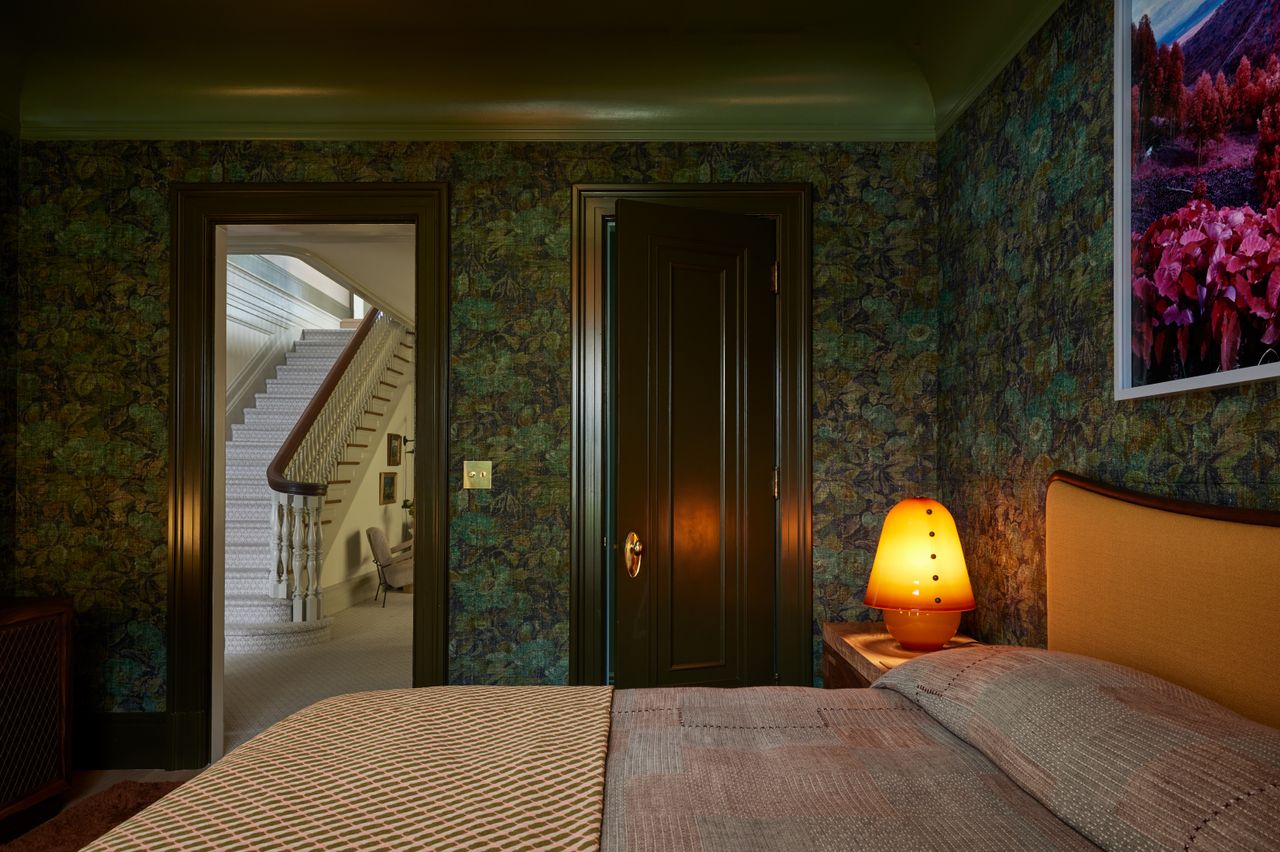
[321,379,415,613]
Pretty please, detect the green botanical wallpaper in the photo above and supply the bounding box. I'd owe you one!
[938,0,1280,647]
[15,141,938,710]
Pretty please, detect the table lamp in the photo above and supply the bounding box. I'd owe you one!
[864,498,974,651]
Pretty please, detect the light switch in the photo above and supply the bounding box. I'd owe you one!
[463,460,492,489]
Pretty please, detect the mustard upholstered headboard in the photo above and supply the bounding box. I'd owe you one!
[1046,472,1280,729]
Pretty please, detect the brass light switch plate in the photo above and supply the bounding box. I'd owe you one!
[463,460,492,489]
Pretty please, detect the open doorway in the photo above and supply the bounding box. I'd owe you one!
[215,224,418,755]
[168,185,448,769]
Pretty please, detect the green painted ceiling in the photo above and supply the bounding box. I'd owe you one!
[6,0,1064,141]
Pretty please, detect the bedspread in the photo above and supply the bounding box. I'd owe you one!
[87,685,614,852]
[601,685,1095,851]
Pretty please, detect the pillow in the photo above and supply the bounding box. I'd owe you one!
[873,646,1280,851]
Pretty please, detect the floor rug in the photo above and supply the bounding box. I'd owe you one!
[3,781,181,851]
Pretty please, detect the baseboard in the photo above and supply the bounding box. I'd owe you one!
[75,712,170,769]
[321,571,378,614]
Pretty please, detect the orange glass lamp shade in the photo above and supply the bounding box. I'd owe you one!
[864,498,975,651]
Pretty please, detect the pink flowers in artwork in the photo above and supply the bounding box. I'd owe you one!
[1131,199,1280,378]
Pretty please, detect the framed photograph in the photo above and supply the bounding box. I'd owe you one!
[379,471,397,505]
[1115,0,1280,399]
[387,432,403,466]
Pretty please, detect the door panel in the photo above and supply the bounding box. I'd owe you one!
[614,199,777,688]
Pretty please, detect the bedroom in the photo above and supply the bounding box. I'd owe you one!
[1,0,1278,849]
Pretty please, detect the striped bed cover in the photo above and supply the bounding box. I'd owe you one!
[86,650,1280,850]
[87,686,613,851]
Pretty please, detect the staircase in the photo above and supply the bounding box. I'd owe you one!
[224,328,353,654]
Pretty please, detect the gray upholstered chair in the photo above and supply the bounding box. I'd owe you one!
[365,527,413,606]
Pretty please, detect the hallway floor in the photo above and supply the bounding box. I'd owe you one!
[223,592,412,754]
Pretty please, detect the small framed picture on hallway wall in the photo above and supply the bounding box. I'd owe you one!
[1116,0,1280,399]
[387,433,403,466]
[379,472,397,505]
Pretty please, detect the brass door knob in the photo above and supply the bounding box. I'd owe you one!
[624,531,644,578]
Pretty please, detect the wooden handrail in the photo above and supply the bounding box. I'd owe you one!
[267,309,383,496]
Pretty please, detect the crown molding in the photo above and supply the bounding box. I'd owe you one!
[18,119,938,144]
[933,0,1065,140]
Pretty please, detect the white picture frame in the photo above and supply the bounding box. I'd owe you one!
[1113,0,1280,400]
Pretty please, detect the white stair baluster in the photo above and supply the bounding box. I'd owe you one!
[290,495,306,623]
[306,495,324,621]
[270,494,287,598]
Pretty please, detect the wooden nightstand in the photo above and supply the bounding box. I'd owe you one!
[822,621,980,688]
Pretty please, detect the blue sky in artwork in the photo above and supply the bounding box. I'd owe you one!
[1133,0,1227,43]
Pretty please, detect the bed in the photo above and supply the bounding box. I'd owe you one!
[89,473,1280,851]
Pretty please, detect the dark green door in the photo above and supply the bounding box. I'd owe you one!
[613,199,778,688]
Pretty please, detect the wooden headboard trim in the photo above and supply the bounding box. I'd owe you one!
[1047,471,1280,528]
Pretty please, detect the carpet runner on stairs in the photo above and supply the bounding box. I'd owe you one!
[224,328,354,654]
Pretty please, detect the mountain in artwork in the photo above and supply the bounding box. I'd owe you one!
[1181,0,1277,81]
[1149,0,1227,45]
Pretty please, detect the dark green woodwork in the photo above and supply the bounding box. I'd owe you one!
[613,200,776,688]
[75,712,168,769]
[572,184,816,689]
[170,184,449,767]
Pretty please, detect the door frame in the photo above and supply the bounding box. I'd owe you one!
[568,184,813,686]
[169,184,449,768]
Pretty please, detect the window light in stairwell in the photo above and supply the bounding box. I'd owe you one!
[863,498,975,651]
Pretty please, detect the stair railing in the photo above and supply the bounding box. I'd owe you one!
[265,309,408,622]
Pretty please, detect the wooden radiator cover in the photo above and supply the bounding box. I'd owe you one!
[0,598,73,821]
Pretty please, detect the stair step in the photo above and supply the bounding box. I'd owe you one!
[225,595,294,625]
[224,476,271,491]
[225,511,272,525]
[263,381,326,397]
[228,433,287,448]
[283,353,345,365]
[242,407,305,422]
[224,565,274,583]
[291,332,348,342]
[250,395,309,412]
[225,542,273,567]
[225,617,333,655]
[301,328,355,338]
[225,575,271,598]
[227,445,282,465]
[237,415,301,431]
[225,500,273,522]
[274,365,339,381]
[226,443,278,460]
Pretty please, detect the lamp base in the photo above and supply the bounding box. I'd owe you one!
[883,609,962,651]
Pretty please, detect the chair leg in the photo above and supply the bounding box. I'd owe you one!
[381,584,388,608]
